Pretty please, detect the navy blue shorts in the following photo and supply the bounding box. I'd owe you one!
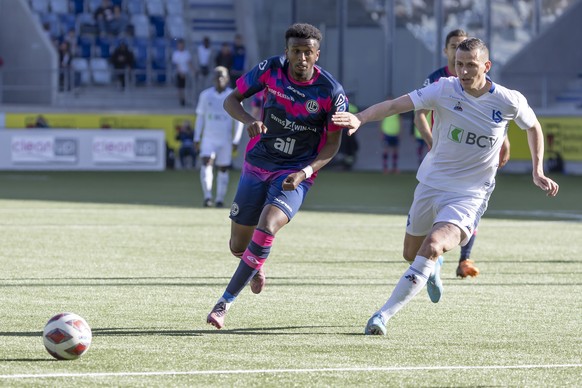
[229,163,312,226]
[383,134,399,147]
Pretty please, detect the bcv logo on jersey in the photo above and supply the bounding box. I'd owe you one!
[274,137,296,154]
[448,125,498,148]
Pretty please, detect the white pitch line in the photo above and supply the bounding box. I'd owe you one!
[1,364,581,380]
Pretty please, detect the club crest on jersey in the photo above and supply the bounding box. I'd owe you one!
[305,100,319,113]
[454,102,463,111]
[492,109,502,123]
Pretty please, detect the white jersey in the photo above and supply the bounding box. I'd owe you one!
[194,87,243,146]
[409,76,537,198]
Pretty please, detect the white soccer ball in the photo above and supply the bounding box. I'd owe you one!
[42,312,92,360]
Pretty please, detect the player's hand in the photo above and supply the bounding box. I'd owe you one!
[194,141,200,153]
[498,138,510,168]
[331,112,362,135]
[282,171,304,191]
[247,120,267,138]
[533,174,559,197]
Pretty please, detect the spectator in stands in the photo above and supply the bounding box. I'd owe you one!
[196,36,213,93]
[107,5,128,37]
[63,28,78,57]
[172,38,193,106]
[58,41,72,91]
[94,0,114,37]
[110,41,135,90]
[215,42,234,76]
[35,115,50,128]
[175,119,196,169]
[230,34,246,88]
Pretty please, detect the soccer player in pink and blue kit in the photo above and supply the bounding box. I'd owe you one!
[206,23,348,329]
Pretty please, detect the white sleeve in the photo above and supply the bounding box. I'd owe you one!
[513,91,537,130]
[194,93,205,142]
[408,80,441,111]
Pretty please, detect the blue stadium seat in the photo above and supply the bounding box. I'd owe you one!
[131,37,149,84]
[126,0,145,15]
[90,57,112,85]
[96,36,118,58]
[77,35,94,58]
[50,0,68,14]
[40,12,61,39]
[77,12,98,35]
[150,15,165,38]
[59,13,76,34]
[166,15,184,39]
[165,0,182,16]
[145,0,165,16]
[130,14,150,38]
[70,0,84,14]
[30,0,50,13]
[151,38,167,83]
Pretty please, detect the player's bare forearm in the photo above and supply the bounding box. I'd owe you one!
[224,90,267,138]
[282,130,342,191]
[414,110,433,148]
[498,136,510,168]
[224,90,256,126]
[332,95,414,135]
[309,130,342,172]
[526,123,559,196]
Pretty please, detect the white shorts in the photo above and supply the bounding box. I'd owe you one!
[405,183,490,246]
[200,138,232,167]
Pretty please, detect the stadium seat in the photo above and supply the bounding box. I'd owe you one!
[88,0,102,13]
[40,12,61,39]
[77,12,98,35]
[59,13,77,34]
[49,0,68,14]
[130,14,150,38]
[166,15,185,39]
[151,38,168,83]
[71,57,90,85]
[96,36,118,58]
[146,0,165,17]
[126,0,145,15]
[30,0,50,13]
[165,0,183,16]
[150,15,165,38]
[77,35,94,58]
[70,0,84,14]
[131,37,149,84]
[90,57,112,84]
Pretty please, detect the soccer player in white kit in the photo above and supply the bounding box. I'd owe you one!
[332,38,559,335]
[195,66,244,208]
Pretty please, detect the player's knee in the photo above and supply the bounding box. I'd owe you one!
[229,239,244,258]
[419,235,444,259]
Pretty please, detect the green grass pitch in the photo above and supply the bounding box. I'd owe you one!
[0,170,580,386]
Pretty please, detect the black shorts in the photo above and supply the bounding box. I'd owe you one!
[176,74,186,89]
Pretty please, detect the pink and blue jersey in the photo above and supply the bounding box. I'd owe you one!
[236,55,348,174]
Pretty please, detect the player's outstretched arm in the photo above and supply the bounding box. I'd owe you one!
[526,122,559,196]
[498,136,510,168]
[332,95,414,135]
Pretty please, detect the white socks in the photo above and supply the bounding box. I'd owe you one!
[216,171,229,203]
[200,165,213,199]
[377,256,436,321]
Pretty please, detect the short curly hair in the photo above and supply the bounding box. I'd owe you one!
[285,23,322,46]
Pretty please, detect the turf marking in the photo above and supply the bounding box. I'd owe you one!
[1,364,581,380]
